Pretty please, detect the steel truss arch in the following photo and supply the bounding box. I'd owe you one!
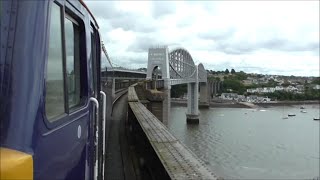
[169,48,197,80]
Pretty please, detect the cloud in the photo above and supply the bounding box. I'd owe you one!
[85,0,319,76]
[151,1,177,19]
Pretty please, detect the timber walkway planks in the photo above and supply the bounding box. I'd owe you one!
[128,86,139,102]
[128,85,218,180]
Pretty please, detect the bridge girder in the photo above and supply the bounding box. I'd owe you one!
[168,47,207,85]
[169,48,196,80]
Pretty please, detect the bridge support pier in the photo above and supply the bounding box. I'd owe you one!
[186,82,199,124]
[199,82,209,108]
[112,78,115,99]
[162,88,170,126]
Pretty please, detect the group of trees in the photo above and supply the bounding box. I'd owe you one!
[224,68,236,74]
[220,71,248,94]
[137,67,147,72]
[171,84,187,98]
[260,89,320,101]
[311,77,320,85]
[208,68,237,75]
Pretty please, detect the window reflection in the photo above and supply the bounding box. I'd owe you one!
[65,18,81,108]
[46,3,65,120]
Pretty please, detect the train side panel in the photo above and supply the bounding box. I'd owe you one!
[0,0,103,179]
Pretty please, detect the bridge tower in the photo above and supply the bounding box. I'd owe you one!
[146,46,171,90]
[146,47,171,126]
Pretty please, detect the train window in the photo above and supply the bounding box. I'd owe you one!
[90,27,97,95]
[46,3,65,121]
[65,16,81,109]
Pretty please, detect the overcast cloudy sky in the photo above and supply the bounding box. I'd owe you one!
[86,1,319,76]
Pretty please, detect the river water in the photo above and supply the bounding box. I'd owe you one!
[168,104,320,179]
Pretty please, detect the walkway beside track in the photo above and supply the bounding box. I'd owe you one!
[105,93,136,180]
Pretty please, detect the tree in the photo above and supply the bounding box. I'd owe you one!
[311,77,320,84]
[138,67,147,72]
[225,69,229,74]
[235,71,247,80]
[171,84,187,98]
[231,69,236,74]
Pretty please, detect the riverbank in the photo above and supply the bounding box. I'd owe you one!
[171,99,249,108]
[171,99,319,109]
[255,100,319,108]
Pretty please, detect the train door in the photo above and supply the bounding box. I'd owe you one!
[35,2,89,179]
[89,24,104,180]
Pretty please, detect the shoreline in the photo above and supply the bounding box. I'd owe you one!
[171,99,320,108]
[171,100,250,108]
[255,100,319,107]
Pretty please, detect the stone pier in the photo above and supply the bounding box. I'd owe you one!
[186,66,200,124]
[199,82,209,108]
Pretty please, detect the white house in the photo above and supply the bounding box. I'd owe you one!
[275,86,284,91]
[313,84,320,90]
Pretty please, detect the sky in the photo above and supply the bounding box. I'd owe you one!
[85,1,319,77]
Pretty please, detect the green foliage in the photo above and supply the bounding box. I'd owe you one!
[311,77,320,85]
[246,84,259,89]
[208,76,221,81]
[138,67,147,71]
[222,78,246,94]
[234,71,247,81]
[225,69,229,74]
[219,72,249,94]
[264,89,320,101]
[171,84,187,98]
[231,69,236,74]
[263,79,278,87]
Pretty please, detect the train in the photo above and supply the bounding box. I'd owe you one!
[0,0,112,179]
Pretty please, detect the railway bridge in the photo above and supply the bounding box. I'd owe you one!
[146,46,209,124]
[102,46,220,179]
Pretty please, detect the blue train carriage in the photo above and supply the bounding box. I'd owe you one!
[1,0,109,179]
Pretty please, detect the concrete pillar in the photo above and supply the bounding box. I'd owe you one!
[214,81,217,96]
[162,88,170,127]
[208,82,212,102]
[186,65,199,124]
[186,82,199,124]
[161,76,171,127]
[112,78,115,99]
[199,82,209,108]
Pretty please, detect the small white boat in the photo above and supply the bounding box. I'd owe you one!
[300,110,307,113]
